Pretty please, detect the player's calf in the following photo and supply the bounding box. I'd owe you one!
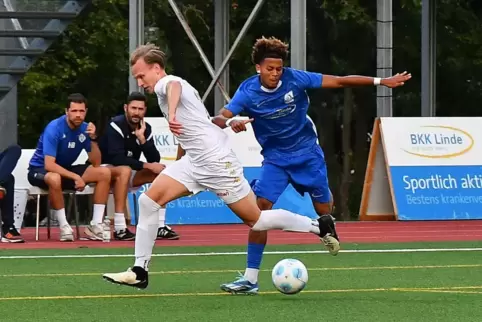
[86,166,111,202]
[83,167,111,240]
[110,166,136,240]
[102,174,191,290]
[43,173,74,241]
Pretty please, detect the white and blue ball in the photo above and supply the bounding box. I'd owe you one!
[271,258,308,295]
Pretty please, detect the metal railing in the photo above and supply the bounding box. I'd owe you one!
[2,0,29,49]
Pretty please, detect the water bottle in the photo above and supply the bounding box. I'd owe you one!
[102,218,111,242]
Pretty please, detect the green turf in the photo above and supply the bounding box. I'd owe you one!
[2,242,482,322]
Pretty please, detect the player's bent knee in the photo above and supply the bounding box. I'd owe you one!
[144,174,190,206]
[116,166,132,181]
[249,228,267,237]
[314,202,333,215]
[120,166,132,177]
[95,167,112,182]
[145,185,168,206]
[257,198,273,210]
[139,193,158,213]
[244,219,258,228]
[226,191,262,228]
[137,193,161,229]
[44,172,62,189]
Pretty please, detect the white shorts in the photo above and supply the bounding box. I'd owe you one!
[101,164,138,188]
[162,152,251,204]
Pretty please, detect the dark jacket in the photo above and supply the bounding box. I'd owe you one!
[98,115,160,170]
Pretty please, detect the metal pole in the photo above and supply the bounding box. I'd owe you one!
[202,0,266,102]
[129,0,144,93]
[421,0,436,116]
[214,0,230,113]
[376,0,393,117]
[290,0,306,70]
[167,0,230,102]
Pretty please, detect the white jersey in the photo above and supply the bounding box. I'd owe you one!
[154,75,231,165]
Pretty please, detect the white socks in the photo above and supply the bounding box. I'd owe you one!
[54,209,68,227]
[244,268,258,284]
[251,209,320,234]
[114,213,126,232]
[91,204,106,225]
[134,193,161,271]
[158,207,166,228]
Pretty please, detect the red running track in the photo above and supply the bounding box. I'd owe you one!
[2,221,482,250]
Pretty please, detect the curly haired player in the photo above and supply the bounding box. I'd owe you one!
[214,36,411,294]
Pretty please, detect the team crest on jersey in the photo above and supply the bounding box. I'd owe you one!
[78,133,86,143]
[284,91,294,104]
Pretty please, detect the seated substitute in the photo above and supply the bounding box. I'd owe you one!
[28,93,112,241]
[98,91,179,240]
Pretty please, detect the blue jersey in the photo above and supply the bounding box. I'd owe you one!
[29,115,91,168]
[225,67,322,160]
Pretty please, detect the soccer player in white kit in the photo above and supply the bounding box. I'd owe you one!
[102,44,339,289]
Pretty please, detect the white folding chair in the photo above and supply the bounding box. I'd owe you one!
[13,149,93,241]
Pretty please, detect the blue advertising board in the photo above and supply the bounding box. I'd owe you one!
[360,117,482,221]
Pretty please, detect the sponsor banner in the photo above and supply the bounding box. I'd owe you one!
[390,165,482,220]
[360,117,482,221]
[380,117,478,166]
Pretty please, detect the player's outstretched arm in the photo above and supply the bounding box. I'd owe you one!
[321,71,412,88]
[212,108,253,133]
[212,108,234,129]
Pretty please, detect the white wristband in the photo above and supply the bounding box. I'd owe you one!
[225,118,234,127]
[374,77,381,86]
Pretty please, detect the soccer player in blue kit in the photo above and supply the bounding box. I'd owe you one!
[214,36,411,294]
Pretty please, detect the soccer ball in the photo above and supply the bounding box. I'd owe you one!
[271,258,308,295]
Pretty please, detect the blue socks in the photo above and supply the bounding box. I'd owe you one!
[247,242,265,269]
[244,242,266,284]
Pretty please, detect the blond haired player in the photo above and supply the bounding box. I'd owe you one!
[102,44,339,289]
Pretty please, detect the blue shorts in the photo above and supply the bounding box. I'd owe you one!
[252,144,331,204]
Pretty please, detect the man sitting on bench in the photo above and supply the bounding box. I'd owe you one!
[98,92,179,240]
[28,93,112,241]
